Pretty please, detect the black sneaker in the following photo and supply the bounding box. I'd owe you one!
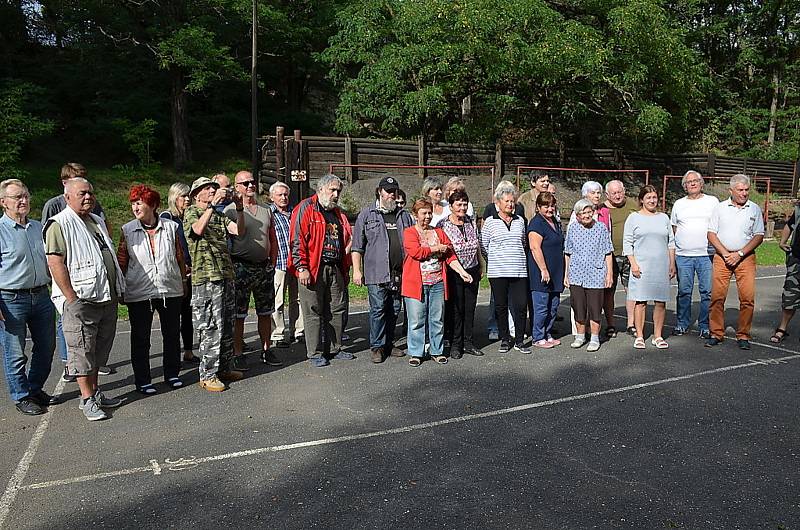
[514,343,531,354]
[705,337,722,347]
[60,366,77,383]
[15,398,44,416]
[498,341,511,353]
[261,349,284,366]
[31,390,60,406]
[97,366,113,375]
[463,345,484,356]
[737,339,751,350]
[231,355,250,372]
[275,339,291,349]
[672,327,687,336]
[698,330,711,339]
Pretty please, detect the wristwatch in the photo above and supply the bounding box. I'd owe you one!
[737,250,745,258]
[297,267,307,273]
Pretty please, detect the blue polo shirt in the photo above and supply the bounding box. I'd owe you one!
[0,215,50,289]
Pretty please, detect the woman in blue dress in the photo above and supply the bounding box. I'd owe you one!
[623,185,676,349]
[527,192,565,349]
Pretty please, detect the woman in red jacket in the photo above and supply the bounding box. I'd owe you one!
[402,198,473,366]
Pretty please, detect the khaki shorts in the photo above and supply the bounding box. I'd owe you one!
[62,299,118,376]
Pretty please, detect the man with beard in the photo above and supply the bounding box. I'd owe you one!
[288,174,353,367]
[352,176,414,363]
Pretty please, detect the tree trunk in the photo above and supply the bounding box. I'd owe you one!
[461,95,472,123]
[768,71,779,147]
[170,67,192,170]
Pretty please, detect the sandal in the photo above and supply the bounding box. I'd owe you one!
[432,355,448,365]
[626,326,637,336]
[770,328,788,344]
[633,337,646,349]
[137,384,157,395]
[651,337,669,349]
[408,357,422,367]
[605,326,618,339]
[167,377,184,389]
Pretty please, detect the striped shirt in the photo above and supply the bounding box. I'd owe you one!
[271,203,292,271]
[480,212,528,278]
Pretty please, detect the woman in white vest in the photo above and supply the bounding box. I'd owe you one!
[117,185,187,394]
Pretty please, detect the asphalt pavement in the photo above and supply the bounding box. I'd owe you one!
[0,266,798,529]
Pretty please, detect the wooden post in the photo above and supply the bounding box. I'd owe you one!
[792,160,799,197]
[285,129,310,201]
[707,152,716,178]
[418,134,427,179]
[344,135,353,183]
[275,126,285,182]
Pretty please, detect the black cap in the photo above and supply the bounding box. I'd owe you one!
[378,176,400,191]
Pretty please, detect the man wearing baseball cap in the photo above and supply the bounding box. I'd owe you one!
[352,176,414,363]
[184,175,245,391]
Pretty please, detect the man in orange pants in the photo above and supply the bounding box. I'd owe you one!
[706,174,765,350]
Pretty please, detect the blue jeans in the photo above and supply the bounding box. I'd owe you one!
[531,291,560,342]
[488,291,498,334]
[0,289,55,402]
[675,255,713,332]
[405,283,444,357]
[56,315,67,362]
[367,283,402,351]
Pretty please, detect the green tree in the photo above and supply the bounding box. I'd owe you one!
[0,80,54,177]
[321,0,704,151]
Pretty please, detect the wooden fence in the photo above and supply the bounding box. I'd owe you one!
[261,134,800,200]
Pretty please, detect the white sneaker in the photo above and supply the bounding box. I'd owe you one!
[570,337,586,349]
[81,396,107,421]
[586,341,600,352]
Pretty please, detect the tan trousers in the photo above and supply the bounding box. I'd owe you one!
[271,268,304,341]
[709,253,756,340]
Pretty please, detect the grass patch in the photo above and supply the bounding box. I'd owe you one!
[756,239,787,266]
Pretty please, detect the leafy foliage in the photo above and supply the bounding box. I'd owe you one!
[0,80,54,177]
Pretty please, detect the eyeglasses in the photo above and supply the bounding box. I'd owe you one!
[237,180,256,188]
[3,194,30,201]
[685,179,702,185]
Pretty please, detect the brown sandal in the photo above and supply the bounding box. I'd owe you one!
[770,328,788,344]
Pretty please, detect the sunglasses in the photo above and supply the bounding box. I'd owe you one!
[237,180,257,188]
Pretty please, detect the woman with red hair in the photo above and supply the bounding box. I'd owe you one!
[117,184,187,394]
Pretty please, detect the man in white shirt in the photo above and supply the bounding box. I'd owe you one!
[670,170,719,338]
[706,174,765,350]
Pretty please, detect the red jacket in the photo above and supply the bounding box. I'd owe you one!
[287,194,352,283]
[401,226,457,301]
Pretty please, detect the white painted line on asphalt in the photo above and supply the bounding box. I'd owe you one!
[0,376,68,528]
[16,351,800,493]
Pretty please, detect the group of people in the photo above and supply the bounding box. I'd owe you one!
[0,163,789,421]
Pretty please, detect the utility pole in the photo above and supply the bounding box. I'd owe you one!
[251,0,259,182]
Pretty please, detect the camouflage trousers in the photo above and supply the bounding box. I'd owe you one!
[782,255,800,310]
[192,279,235,380]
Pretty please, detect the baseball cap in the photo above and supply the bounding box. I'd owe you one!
[378,176,400,191]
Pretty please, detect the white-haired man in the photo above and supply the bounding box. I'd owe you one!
[269,181,304,349]
[706,174,764,350]
[288,174,353,367]
[0,179,58,416]
[603,180,638,337]
[45,178,125,420]
[670,170,719,338]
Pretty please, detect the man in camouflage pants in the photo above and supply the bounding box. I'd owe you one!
[184,176,246,391]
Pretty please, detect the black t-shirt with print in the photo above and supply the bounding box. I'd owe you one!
[382,210,402,273]
[321,209,343,264]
